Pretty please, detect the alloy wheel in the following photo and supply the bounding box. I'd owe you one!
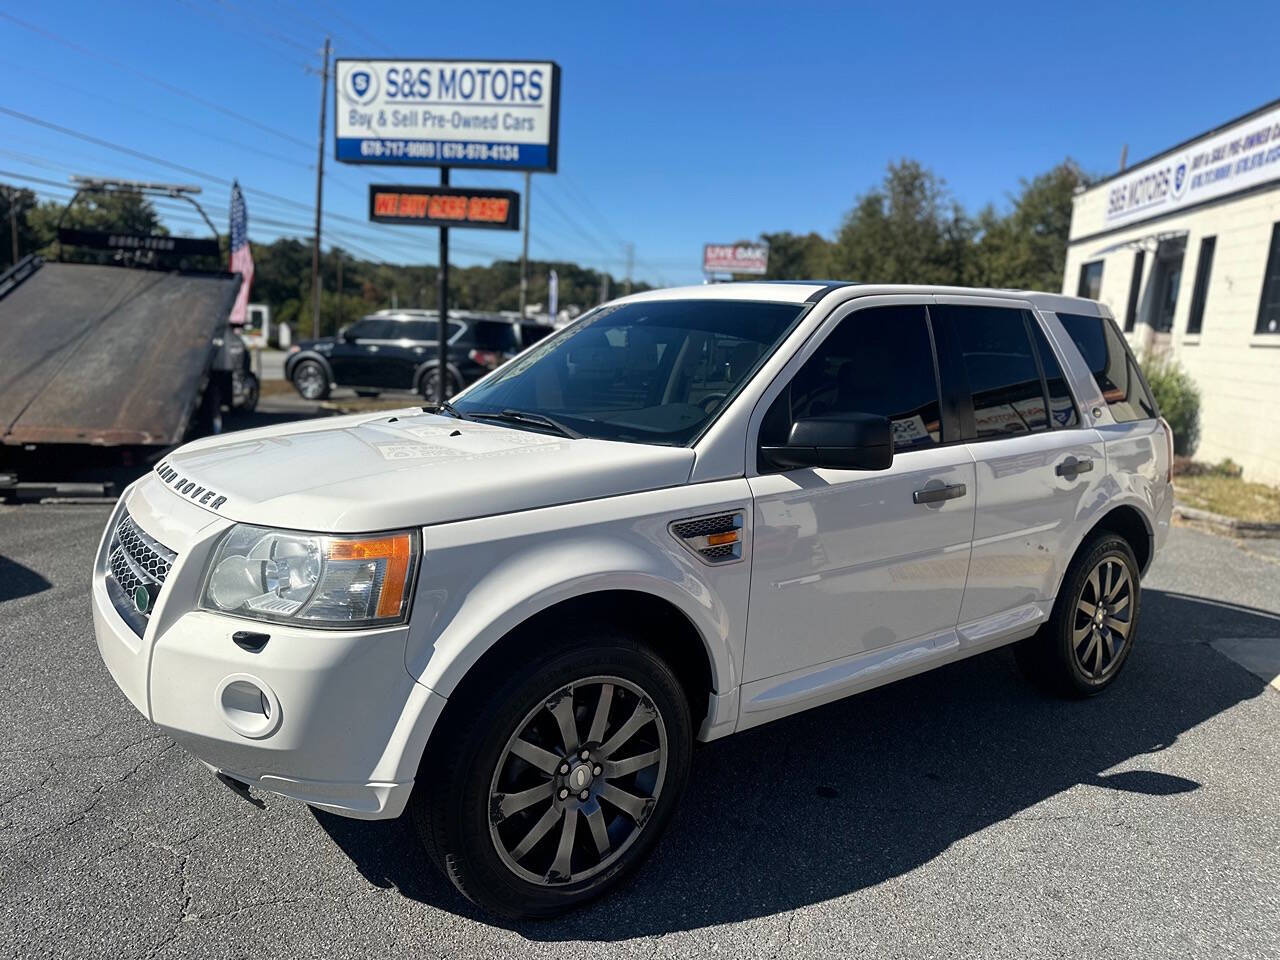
[487,675,667,886]
[294,363,326,400]
[1072,555,1133,681]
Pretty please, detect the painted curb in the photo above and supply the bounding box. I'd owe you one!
[1174,502,1280,539]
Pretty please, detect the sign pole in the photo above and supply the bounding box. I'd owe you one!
[437,165,450,406]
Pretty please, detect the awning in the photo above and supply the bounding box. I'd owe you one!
[1089,229,1188,258]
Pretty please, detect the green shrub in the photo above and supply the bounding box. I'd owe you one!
[1140,354,1201,456]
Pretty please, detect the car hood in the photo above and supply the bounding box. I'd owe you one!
[150,409,695,532]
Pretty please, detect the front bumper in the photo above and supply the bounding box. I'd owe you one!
[91,479,446,820]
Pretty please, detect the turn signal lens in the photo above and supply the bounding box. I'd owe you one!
[327,533,414,619]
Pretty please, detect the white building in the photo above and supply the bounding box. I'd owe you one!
[1063,98,1280,484]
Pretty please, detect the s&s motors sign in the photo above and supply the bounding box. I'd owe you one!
[335,59,560,172]
[1104,102,1280,227]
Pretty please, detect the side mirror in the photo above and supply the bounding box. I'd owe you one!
[761,412,893,471]
[341,327,357,342]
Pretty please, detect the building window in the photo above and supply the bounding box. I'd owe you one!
[1124,250,1145,332]
[1077,261,1103,300]
[1186,237,1216,335]
[1258,222,1280,334]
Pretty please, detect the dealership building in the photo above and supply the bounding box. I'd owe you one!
[1063,98,1280,484]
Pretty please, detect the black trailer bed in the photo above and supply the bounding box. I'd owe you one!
[0,261,240,447]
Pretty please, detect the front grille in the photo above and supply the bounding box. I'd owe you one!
[105,509,177,635]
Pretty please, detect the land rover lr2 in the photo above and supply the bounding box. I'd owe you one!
[92,282,1173,917]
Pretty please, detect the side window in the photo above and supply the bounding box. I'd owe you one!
[351,319,396,340]
[1056,312,1158,422]
[403,320,436,341]
[759,304,942,462]
[1028,321,1080,429]
[933,304,1049,438]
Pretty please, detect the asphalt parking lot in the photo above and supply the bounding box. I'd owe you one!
[1,510,1277,959]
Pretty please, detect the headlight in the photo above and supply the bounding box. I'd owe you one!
[200,524,418,627]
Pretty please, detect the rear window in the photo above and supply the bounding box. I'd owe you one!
[1056,312,1158,422]
[471,320,520,352]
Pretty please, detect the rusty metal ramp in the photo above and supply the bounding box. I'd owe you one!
[0,260,240,447]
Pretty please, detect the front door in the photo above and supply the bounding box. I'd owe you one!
[744,302,976,684]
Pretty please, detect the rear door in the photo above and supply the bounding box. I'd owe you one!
[930,299,1104,629]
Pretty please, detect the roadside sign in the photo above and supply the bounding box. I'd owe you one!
[335,59,560,172]
[368,185,520,231]
[703,243,769,275]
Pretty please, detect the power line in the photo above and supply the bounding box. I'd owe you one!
[0,12,313,150]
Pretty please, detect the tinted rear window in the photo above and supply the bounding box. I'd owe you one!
[1056,312,1158,422]
[471,320,520,351]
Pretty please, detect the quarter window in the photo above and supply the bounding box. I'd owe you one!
[1056,312,1158,423]
[933,304,1051,438]
[1256,221,1280,334]
[759,304,942,461]
[1186,236,1216,335]
[1078,261,1103,300]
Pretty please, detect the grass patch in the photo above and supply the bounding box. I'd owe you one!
[1176,473,1280,525]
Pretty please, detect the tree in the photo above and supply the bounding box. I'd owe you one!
[0,185,40,270]
[761,231,835,280]
[972,162,1088,292]
[832,159,976,285]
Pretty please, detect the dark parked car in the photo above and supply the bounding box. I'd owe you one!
[285,311,555,401]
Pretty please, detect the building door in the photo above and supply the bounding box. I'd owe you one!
[1148,238,1186,333]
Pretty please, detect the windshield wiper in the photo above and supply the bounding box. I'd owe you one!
[469,408,583,439]
[426,399,469,420]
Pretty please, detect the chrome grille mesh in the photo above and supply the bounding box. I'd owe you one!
[105,509,177,633]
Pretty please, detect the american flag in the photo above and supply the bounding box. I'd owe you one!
[228,181,253,326]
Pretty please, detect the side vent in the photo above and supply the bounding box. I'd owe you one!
[670,510,745,565]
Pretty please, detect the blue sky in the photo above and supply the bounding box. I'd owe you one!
[2,1,1278,287]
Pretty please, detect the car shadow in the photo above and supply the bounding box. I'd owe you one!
[316,587,1277,936]
[0,555,52,602]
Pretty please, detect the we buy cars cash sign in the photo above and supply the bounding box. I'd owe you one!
[703,243,769,275]
[335,59,560,171]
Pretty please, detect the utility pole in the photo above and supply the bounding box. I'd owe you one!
[1119,143,1128,172]
[7,187,18,265]
[519,171,531,317]
[624,242,634,296]
[600,271,609,304]
[335,250,343,330]
[437,166,450,405]
[310,36,330,340]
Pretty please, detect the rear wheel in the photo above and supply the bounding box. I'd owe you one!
[291,359,329,400]
[1016,532,1140,696]
[411,635,692,918]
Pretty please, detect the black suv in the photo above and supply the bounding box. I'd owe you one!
[285,311,555,401]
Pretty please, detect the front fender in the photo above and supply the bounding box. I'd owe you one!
[404,481,754,710]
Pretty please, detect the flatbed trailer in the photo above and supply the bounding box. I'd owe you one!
[0,255,242,495]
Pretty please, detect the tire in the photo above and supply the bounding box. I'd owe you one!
[232,370,259,413]
[1016,532,1141,697]
[410,633,693,919]
[354,389,381,398]
[419,367,460,404]
[198,382,224,435]
[291,359,330,400]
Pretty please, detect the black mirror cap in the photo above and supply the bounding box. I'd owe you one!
[761,412,893,471]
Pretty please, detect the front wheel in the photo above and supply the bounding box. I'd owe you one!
[419,367,460,403]
[411,637,692,918]
[291,359,330,400]
[1016,532,1141,697]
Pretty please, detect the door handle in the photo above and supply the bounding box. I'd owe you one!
[368,345,379,352]
[913,482,967,504]
[1055,456,1094,478]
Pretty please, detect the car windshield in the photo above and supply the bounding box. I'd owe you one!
[452,299,806,445]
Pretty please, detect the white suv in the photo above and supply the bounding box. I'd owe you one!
[92,283,1173,917]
